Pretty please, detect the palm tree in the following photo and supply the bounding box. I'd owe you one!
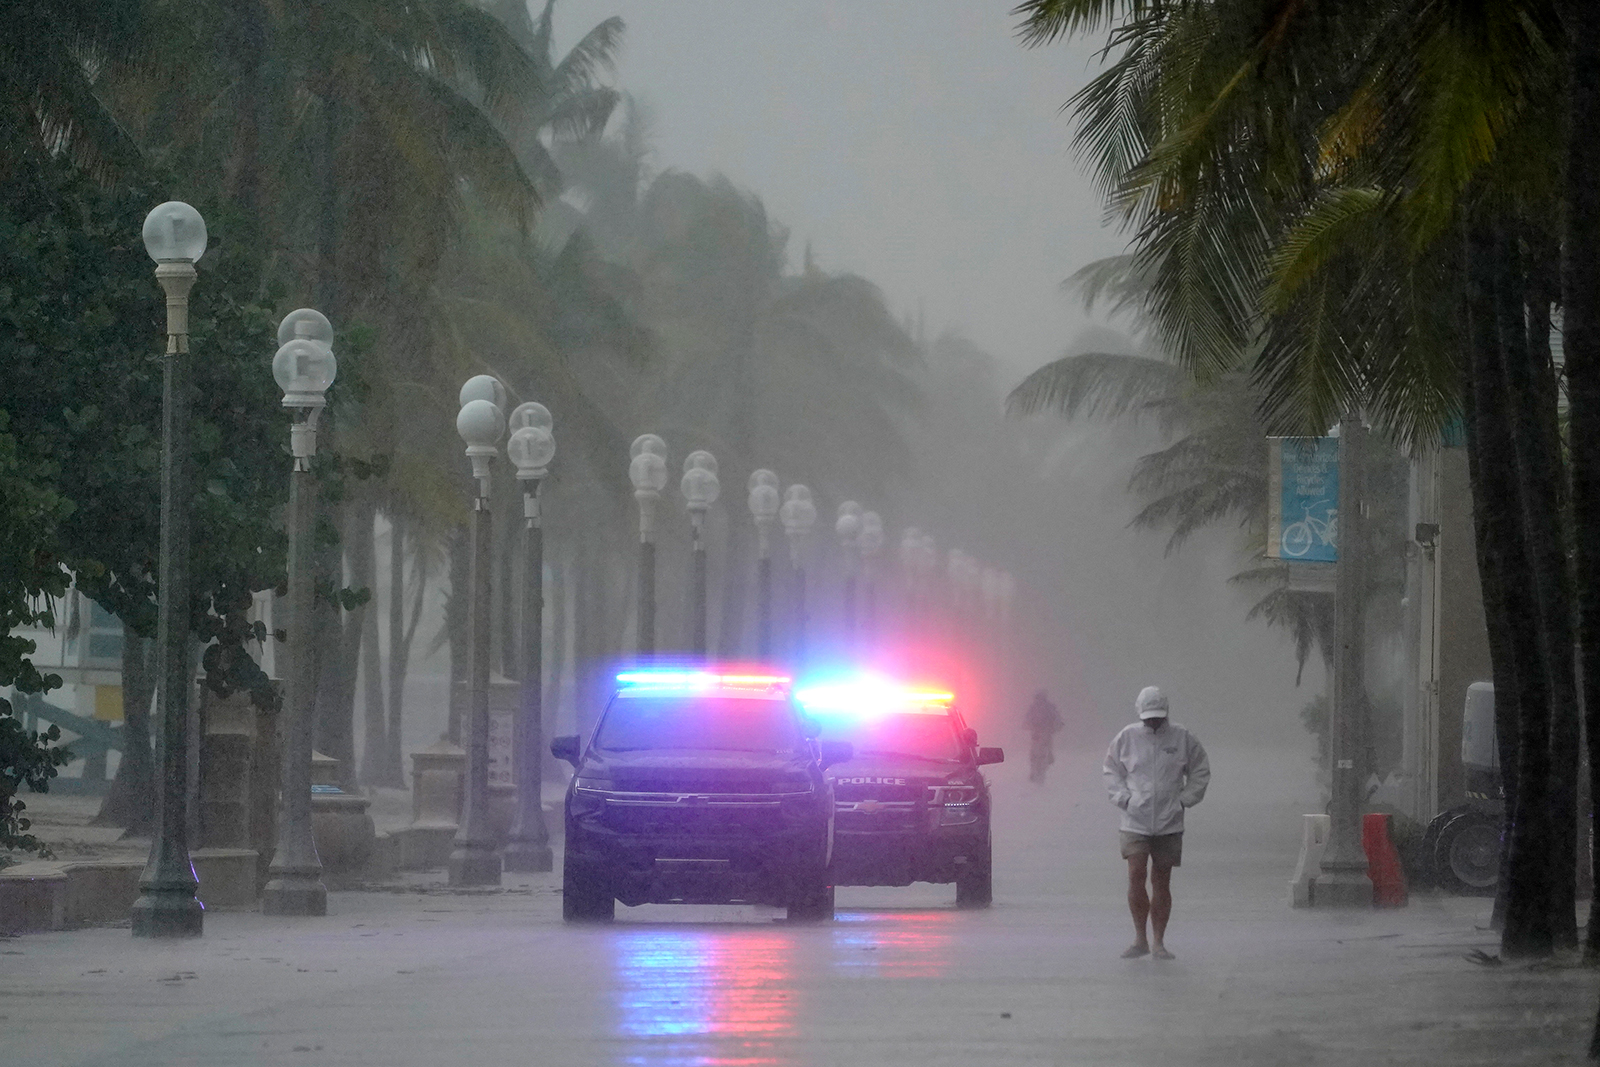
[0,0,146,184]
[1014,0,1580,959]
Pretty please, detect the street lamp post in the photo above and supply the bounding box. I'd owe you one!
[681,451,720,657]
[449,384,506,887]
[858,511,884,638]
[630,435,668,656]
[835,502,862,642]
[780,486,816,664]
[132,202,208,938]
[261,309,338,917]
[1318,416,1374,906]
[503,402,555,874]
[900,527,922,640]
[748,470,780,659]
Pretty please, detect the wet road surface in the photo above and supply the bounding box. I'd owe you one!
[3,745,1595,1066]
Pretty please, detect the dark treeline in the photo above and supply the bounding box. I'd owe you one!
[0,2,1032,850]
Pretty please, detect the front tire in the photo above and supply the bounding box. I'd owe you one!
[956,840,993,909]
[562,856,615,923]
[1432,811,1499,896]
[786,872,835,922]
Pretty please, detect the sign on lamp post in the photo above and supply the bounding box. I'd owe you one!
[1267,436,1340,562]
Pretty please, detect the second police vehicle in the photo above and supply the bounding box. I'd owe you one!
[551,668,852,923]
[798,676,1004,907]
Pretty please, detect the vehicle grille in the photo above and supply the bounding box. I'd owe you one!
[612,774,783,795]
[602,799,785,836]
[834,800,922,833]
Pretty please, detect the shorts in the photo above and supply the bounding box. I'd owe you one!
[1120,831,1183,866]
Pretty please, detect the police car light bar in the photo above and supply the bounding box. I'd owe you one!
[794,677,954,716]
[615,670,792,692]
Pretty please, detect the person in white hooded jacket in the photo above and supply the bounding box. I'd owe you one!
[1103,686,1209,960]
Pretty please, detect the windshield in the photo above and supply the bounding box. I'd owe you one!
[594,695,804,753]
[821,713,963,762]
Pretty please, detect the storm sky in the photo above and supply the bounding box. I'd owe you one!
[558,0,1128,379]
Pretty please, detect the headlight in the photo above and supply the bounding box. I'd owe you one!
[574,777,615,793]
[930,785,980,806]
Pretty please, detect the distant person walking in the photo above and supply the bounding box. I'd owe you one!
[1103,686,1209,960]
[1024,689,1063,783]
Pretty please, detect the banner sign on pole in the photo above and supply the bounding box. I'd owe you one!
[1268,436,1339,561]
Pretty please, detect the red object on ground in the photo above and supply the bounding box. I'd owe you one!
[1362,812,1408,908]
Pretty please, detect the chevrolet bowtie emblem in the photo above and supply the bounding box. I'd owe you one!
[857,799,884,814]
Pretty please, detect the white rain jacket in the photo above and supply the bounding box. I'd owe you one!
[1103,721,1210,836]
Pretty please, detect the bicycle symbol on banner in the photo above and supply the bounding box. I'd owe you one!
[1281,499,1338,558]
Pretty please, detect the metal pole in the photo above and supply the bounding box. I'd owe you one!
[504,481,552,872]
[843,570,857,645]
[449,493,502,886]
[1318,416,1373,905]
[132,262,204,938]
[263,436,328,915]
[638,498,657,656]
[793,564,807,666]
[692,514,708,657]
[757,554,773,660]
[861,566,874,639]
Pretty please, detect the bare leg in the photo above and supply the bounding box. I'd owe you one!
[1123,855,1150,957]
[1149,859,1174,959]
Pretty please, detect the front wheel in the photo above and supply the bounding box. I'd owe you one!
[955,840,993,909]
[786,873,835,922]
[562,856,615,923]
[1432,811,1499,896]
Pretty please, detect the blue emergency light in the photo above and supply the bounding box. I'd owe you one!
[614,669,792,696]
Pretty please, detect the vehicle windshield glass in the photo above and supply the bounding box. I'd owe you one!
[821,713,963,762]
[595,695,803,753]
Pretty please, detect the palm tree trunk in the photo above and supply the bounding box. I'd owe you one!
[382,513,424,787]
[1460,316,1523,932]
[1496,224,1580,949]
[1564,0,1600,966]
[445,522,469,744]
[321,497,372,789]
[1466,220,1553,958]
[90,631,155,834]
[358,522,386,787]
[545,550,570,744]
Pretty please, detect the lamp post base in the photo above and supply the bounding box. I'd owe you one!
[502,840,554,873]
[448,844,503,886]
[262,875,329,916]
[130,889,204,938]
[1311,863,1373,907]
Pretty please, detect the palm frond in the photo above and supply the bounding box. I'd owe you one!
[1006,352,1185,420]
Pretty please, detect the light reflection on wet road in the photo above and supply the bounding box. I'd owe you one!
[609,908,958,1066]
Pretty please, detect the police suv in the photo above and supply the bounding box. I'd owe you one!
[551,669,852,923]
[800,680,1003,907]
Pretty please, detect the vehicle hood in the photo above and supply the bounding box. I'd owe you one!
[581,749,813,793]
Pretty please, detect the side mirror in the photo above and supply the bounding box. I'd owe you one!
[800,715,822,740]
[977,746,1004,766]
[819,740,854,769]
[551,734,581,767]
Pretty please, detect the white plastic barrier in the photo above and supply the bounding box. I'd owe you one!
[1288,813,1331,908]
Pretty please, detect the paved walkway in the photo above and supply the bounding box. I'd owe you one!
[3,746,1596,1066]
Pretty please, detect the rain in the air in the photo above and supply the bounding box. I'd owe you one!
[2,1,1597,1064]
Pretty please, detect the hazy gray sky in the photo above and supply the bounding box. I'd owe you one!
[558,0,1128,380]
